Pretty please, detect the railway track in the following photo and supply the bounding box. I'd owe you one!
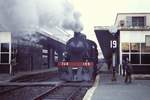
[0,82,62,100]
[0,86,25,94]
[0,82,91,100]
[34,82,91,100]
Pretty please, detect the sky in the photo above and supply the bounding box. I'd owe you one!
[69,0,150,53]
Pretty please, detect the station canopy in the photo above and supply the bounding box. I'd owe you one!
[37,26,73,44]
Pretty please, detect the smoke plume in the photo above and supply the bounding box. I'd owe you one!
[0,0,83,34]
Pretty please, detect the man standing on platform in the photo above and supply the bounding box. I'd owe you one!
[124,58,132,83]
[122,59,126,77]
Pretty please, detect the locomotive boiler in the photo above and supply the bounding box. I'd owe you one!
[57,32,98,81]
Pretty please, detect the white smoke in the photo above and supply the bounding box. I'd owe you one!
[0,0,83,33]
[62,11,83,32]
[0,0,38,32]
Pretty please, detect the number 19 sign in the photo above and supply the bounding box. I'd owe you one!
[110,40,117,49]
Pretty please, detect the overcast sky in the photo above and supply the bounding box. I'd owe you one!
[69,0,150,52]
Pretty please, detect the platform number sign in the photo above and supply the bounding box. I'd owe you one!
[110,40,117,48]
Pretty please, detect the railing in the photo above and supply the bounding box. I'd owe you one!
[94,26,150,31]
[118,26,150,31]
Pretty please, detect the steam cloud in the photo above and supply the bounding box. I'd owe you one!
[0,0,83,41]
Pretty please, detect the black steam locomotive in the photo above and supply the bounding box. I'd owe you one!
[58,32,98,81]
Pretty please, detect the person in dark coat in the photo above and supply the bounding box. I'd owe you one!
[122,59,126,77]
[124,58,132,83]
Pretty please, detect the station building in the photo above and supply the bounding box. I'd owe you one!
[95,13,150,74]
[0,27,72,74]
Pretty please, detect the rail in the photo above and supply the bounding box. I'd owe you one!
[33,82,90,100]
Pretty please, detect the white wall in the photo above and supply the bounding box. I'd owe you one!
[120,31,150,43]
[0,32,11,43]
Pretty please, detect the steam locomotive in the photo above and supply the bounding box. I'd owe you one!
[57,32,98,81]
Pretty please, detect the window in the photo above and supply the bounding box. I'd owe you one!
[145,35,150,47]
[120,20,125,27]
[0,43,10,64]
[122,54,129,61]
[1,54,9,63]
[42,49,48,54]
[141,43,150,52]
[131,54,140,64]
[141,54,150,64]
[130,43,140,52]
[122,43,129,52]
[1,43,9,52]
[122,41,150,65]
[132,17,146,27]
[54,51,58,62]
[42,49,48,67]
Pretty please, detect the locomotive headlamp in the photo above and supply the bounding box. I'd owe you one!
[62,52,66,56]
[92,46,95,49]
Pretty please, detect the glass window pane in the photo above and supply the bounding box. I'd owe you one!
[1,43,9,52]
[43,56,48,66]
[122,54,129,61]
[54,51,58,62]
[131,54,140,64]
[131,43,140,52]
[141,43,150,52]
[145,35,150,46]
[42,49,48,54]
[141,54,150,64]
[1,54,9,63]
[132,17,145,27]
[122,43,129,52]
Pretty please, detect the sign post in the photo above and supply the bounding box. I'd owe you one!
[109,26,118,81]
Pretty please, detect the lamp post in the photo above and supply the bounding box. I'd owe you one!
[109,26,118,81]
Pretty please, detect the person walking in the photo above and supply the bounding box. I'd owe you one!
[124,58,132,83]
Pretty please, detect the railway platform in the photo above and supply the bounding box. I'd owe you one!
[0,67,58,83]
[84,66,150,100]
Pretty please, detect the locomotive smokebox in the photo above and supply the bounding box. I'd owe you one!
[66,32,88,60]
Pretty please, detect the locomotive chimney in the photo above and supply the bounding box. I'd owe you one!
[74,32,81,37]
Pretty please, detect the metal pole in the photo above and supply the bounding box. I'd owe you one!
[9,42,12,75]
[112,52,116,81]
[9,33,12,75]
